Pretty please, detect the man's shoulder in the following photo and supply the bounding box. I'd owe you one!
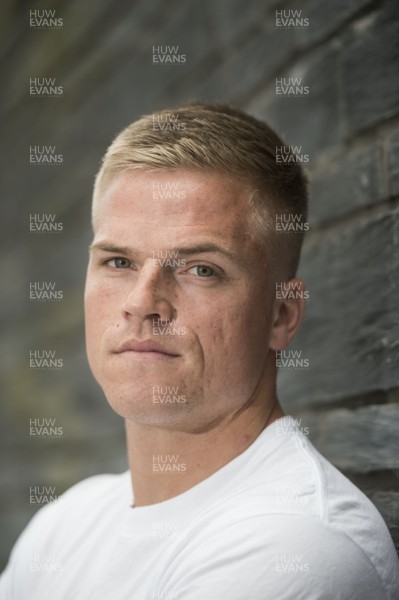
[168,511,396,600]
[11,471,129,555]
[181,422,399,598]
[235,419,388,532]
[58,470,129,505]
[38,470,129,519]
[214,419,350,522]
[0,472,130,599]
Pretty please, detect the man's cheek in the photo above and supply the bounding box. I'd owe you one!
[85,302,104,354]
[85,302,98,335]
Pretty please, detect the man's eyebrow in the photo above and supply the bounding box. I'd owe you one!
[172,244,238,260]
[89,241,238,260]
[89,241,133,254]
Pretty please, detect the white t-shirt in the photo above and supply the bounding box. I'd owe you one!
[1,416,398,599]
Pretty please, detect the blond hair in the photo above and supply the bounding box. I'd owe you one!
[92,102,308,277]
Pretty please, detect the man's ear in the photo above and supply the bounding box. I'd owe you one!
[269,278,306,351]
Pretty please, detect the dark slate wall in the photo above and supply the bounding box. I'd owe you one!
[0,0,398,567]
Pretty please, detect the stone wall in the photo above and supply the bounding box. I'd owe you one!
[0,0,398,568]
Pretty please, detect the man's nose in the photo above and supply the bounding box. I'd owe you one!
[122,262,175,324]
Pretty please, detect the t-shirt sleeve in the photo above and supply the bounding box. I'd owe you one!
[155,514,389,600]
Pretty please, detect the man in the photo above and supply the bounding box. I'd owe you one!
[1,103,398,599]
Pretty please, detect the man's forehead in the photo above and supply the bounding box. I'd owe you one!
[102,169,249,207]
[96,169,256,232]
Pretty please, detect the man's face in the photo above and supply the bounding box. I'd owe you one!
[85,169,277,432]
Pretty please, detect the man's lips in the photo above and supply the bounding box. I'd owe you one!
[114,339,180,357]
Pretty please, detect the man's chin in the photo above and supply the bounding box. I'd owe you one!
[101,383,191,420]
[105,397,194,430]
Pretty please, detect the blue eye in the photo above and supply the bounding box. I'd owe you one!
[109,257,131,269]
[194,265,214,277]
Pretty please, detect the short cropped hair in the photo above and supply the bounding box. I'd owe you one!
[92,102,308,278]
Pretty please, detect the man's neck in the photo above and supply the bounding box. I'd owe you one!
[125,391,284,508]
